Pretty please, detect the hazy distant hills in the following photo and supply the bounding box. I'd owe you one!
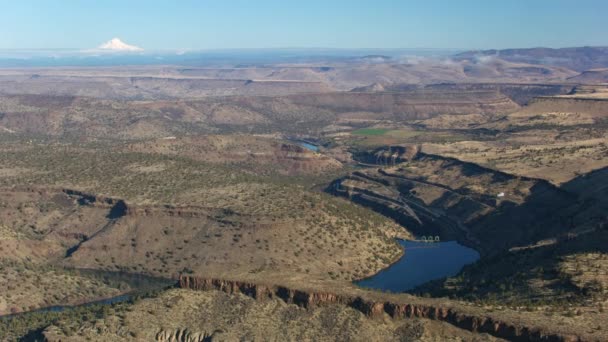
[455,46,608,72]
[0,46,606,98]
[2,46,607,73]
[0,48,457,68]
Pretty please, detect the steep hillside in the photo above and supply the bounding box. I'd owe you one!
[0,188,156,315]
[417,227,608,308]
[328,151,601,254]
[415,167,608,309]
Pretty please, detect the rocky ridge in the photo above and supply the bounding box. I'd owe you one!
[177,275,583,342]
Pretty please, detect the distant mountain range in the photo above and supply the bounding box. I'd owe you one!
[455,46,608,71]
[0,46,607,86]
[0,46,606,77]
[0,48,456,67]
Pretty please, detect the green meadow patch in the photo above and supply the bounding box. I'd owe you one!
[352,128,390,136]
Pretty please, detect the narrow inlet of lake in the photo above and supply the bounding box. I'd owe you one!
[289,139,319,152]
[356,240,479,292]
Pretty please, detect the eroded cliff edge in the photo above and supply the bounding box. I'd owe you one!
[177,275,583,342]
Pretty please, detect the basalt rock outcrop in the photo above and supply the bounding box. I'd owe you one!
[353,145,420,166]
[177,275,582,342]
[156,328,215,342]
[523,96,608,117]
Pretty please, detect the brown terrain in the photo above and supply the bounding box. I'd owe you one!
[43,288,506,342]
[123,135,343,176]
[1,47,608,341]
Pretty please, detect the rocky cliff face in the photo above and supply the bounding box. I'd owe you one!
[353,145,420,165]
[177,275,581,342]
[521,96,608,118]
[156,328,215,342]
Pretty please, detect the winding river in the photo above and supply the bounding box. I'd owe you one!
[2,270,174,317]
[356,240,479,292]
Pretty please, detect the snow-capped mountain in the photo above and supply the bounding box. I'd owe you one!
[98,38,143,52]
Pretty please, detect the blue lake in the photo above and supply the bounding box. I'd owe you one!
[296,141,319,152]
[356,240,479,292]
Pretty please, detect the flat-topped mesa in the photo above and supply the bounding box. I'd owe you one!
[284,90,520,118]
[522,95,608,117]
[177,275,582,342]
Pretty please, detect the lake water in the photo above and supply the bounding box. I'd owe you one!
[300,142,319,152]
[295,141,319,152]
[356,240,479,292]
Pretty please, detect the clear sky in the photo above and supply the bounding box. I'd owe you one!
[1,0,606,50]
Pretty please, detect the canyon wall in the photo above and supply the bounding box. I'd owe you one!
[284,90,520,118]
[177,275,582,342]
[522,96,608,118]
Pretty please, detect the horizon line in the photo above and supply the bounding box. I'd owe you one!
[0,45,606,53]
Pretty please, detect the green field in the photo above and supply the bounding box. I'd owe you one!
[352,128,390,136]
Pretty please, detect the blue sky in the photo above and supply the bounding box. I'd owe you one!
[0,0,606,50]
